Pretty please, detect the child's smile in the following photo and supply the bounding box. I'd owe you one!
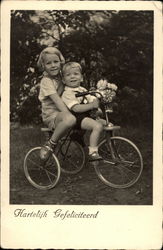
[43,54,61,77]
[63,67,83,88]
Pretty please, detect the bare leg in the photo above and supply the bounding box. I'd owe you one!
[96,118,106,126]
[97,118,113,127]
[81,117,103,147]
[40,112,76,161]
[51,111,76,142]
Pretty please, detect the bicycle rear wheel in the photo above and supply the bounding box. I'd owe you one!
[55,139,85,174]
[24,147,61,190]
[96,137,143,188]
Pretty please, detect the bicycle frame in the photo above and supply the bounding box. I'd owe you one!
[55,129,72,158]
[24,89,143,190]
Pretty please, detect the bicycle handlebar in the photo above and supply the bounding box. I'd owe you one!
[75,91,90,97]
[75,89,116,121]
[75,91,103,98]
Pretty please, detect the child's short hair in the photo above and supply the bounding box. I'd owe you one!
[62,62,82,75]
[37,47,65,71]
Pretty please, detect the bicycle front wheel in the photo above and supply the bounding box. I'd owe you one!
[24,147,61,190]
[55,139,85,174]
[96,137,143,188]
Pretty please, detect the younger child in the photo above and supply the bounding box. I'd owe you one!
[62,62,103,161]
[38,47,76,160]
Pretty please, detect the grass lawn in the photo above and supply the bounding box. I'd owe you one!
[10,125,153,205]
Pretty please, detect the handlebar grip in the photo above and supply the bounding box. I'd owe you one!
[75,91,90,97]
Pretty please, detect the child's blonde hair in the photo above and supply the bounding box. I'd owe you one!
[62,62,82,75]
[37,47,65,71]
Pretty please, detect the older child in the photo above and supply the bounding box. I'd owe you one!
[62,62,103,161]
[38,47,76,160]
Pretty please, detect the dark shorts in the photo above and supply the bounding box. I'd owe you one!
[72,111,91,129]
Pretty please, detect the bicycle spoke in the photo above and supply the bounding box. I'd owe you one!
[63,156,78,169]
[27,158,43,169]
[101,162,136,185]
[57,140,85,174]
[44,169,56,183]
[96,137,143,188]
[24,147,61,190]
[118,169,131,184]
[100,144,110,155]
[46,159,56,168]
[68,159,78,168]
[115,162,138,176]
[113,142,121,153]
[44,169,57,177]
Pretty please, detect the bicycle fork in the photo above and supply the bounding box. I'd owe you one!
[102,131,116,165]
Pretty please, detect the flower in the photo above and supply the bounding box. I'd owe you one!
[97,79,108,90]
[107,82,118,91]
[97,79,118,91]
[110,83,118,91]
[96,79,118,104]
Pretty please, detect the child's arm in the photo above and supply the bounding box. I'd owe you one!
[72,99,99,113]
[62,89,99,113]
[50,93,69,112]
[40,78,68,112]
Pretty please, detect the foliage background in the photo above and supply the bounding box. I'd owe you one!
[10,10,153,127]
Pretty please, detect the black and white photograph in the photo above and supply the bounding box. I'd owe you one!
[10,7,154,206]
[1,1,162,249]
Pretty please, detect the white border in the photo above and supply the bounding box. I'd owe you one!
[1,1,162,10]
[1,1,162,249]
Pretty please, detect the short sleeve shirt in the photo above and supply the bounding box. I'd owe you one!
[62,86,95,110]
[39,75,64,121]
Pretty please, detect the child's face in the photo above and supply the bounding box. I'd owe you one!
[43,54,61,77]
[63,67,83,88]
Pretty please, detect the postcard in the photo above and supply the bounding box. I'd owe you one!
[1,1,162,249]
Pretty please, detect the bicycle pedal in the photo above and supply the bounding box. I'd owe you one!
[89,161,100,167]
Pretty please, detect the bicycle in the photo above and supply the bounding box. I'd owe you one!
[24,89,143,190]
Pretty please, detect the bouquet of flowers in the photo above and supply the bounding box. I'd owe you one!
[96,79,118,113]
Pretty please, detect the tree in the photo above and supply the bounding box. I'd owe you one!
[10,10,153,127]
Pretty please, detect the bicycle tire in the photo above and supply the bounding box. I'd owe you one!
[95,137,143,188]
[55,139,86,174]
[24,147,61,190]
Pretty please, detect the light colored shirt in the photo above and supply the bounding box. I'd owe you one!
[39,75,64,121]
[62,86,95,110]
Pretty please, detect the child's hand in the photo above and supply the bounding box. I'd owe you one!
[90,107,103,119]
[92,99,99,109]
